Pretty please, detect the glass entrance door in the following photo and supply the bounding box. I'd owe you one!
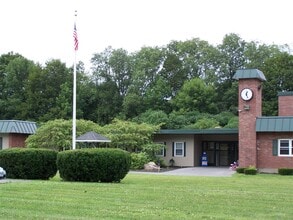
[202,141,238,166]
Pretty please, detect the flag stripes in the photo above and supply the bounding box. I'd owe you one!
[73,23,78,51]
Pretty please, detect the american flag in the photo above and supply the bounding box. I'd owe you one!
[73,23,78,51]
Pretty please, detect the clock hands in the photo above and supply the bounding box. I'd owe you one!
[245,91,249,98]
[241,88,253,101]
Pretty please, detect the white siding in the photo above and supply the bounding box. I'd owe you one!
[0,134,9,149]
[154,134,195,167]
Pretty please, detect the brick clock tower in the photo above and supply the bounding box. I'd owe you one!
[233,69,266,167]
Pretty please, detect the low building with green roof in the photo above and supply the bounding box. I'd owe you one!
[154,69,293,172]
[0,120,37,149]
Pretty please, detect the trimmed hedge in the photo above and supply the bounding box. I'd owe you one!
[0,148,57,180]
[244,167,257,175]
[236,167,258,175]
[236,167,246,173]
[57,148,131,183]
[278,168,293,175]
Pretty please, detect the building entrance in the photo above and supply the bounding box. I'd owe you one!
[202,141,238,166]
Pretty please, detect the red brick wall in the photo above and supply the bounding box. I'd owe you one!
[257,133,293,168]
[278,95,293,116]
[238,79,263,167]
[8,134,27,147]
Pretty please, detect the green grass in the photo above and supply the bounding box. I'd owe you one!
[0,173,292,219]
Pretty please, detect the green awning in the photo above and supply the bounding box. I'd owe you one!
[256,116,293,132]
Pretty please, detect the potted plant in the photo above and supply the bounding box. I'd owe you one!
[169,158,175,167]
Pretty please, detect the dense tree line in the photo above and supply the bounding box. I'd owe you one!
[1,33,293,128]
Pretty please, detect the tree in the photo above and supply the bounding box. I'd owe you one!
[24,59,72,121]
[127,46,169,114]
[172,78,218,114]
[0,52,23,103]
[1,56,36,119]
[166,111,194,129]
[94,80,122,124]
[91,47,132,96]
[46,82,72,119]
[217,33,246,82]
[224,116,238,128]
[22,63,47,120]
[122,92,144,119]
[184,118,219,129]
[165,39,221,84]
[108,48,132,96]
[91,46,112,83]
[244,41,282,69]
[214,111,236,127]
[144,76,172,113]
[73,63,98,121]
[1,33,290,126]
[133,110,169,128]
[262,52,293,115]
[91,48,131,121]
[131,46,164,95]
[214,34,246,113]
[161,45,186,97]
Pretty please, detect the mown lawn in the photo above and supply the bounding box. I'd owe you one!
[0,173,292,219]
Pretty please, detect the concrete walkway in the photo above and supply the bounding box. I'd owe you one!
[0,178,31,184]
[0,168,235,184]
[130,167,235,177]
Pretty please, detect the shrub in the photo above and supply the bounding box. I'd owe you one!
[169,158,175,167]
[156,157,167,168]
[130,152,150,170]
[0,148,57,179]
[57,148,131,183]
[278,168,293,175]
[25,119,102,151]
[244,166,257,175]
[236,167,246,173]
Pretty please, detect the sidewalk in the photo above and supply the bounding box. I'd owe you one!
[0,178,31,184]
[0,167,236,183]
[130,167,235,177]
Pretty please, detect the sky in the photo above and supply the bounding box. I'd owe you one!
[1,0,293,71]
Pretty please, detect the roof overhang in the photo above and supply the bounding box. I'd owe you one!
[0,120,37,134]
[157,128,238,135]
[76,140,111,143]
[76,131,111,143]
[256,116,293,132]
[233,69,266,82]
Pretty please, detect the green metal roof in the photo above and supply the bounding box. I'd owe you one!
[277,91,293,96]
[256,117,293,132]
[0,120,37,134]
[233,69,266,81]
[157,128,238,135]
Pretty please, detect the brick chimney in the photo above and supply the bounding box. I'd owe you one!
[278,92,293,116]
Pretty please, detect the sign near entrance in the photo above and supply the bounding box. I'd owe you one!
[201,152,208,166]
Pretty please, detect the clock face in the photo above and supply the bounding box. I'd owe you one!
[241,88,253,101]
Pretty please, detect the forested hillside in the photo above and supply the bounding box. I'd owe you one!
[1,33,293,128]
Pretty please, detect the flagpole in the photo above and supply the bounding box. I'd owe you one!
[72,10,78,150]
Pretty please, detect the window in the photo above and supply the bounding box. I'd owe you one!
[173,142,186,157]
[278,139,293,156]
[155,142,166,157]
